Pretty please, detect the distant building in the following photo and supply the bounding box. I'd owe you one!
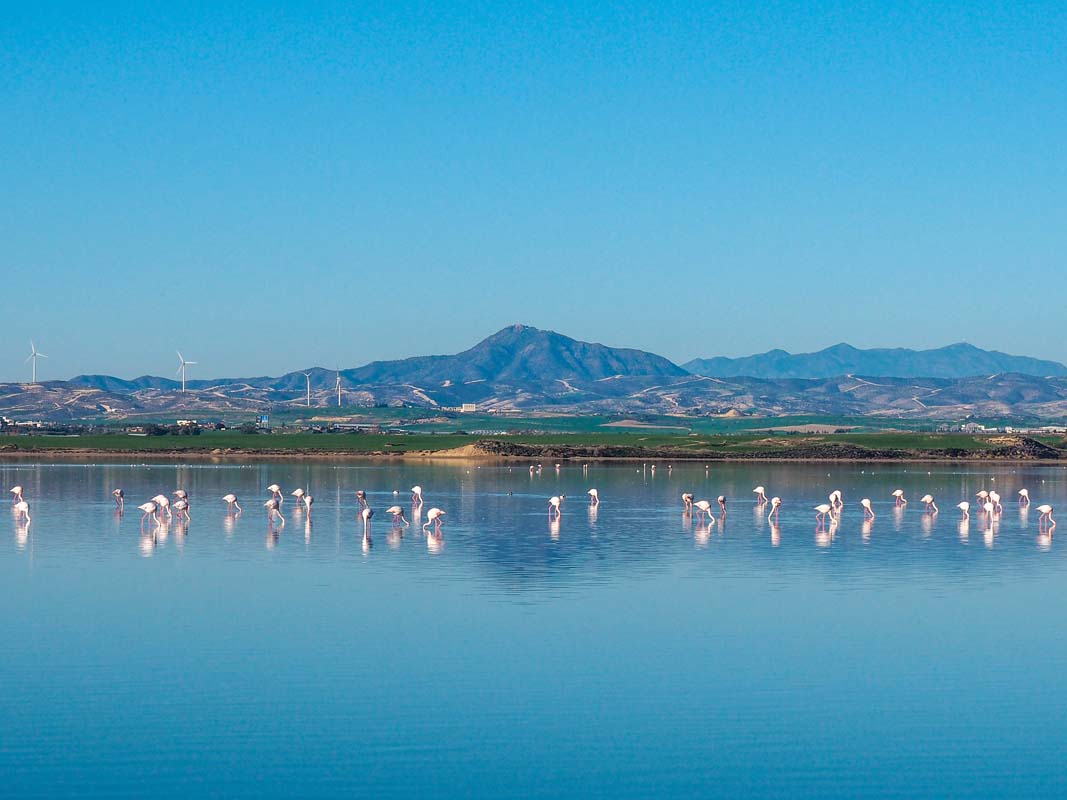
[460,403,477,413]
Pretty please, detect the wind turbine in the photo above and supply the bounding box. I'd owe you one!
[302,372,312,407]
[335,370,342,408]
[26,341,47,384]
[176,351,197,393]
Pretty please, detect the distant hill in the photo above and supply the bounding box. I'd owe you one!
[683,343,1067,380]
[8,327,1067,422]
[339,324,688,386]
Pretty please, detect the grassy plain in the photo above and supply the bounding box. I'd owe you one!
[2,429,1064,460]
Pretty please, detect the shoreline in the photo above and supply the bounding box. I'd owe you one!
[1,444,1065,464]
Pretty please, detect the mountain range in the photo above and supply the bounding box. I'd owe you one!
[4,324,1067,421]
[683,342,1067,380]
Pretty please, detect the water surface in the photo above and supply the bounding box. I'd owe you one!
[2,460,1066,798]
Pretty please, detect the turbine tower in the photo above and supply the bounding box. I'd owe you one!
[302,372,312,407]
[26,341,48,384]
[176,351,197,393]
[335,370,342,408]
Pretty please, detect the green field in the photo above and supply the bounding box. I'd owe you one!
[3,429,1064,459]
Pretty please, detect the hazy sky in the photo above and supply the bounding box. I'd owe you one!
[2,2,1064,381]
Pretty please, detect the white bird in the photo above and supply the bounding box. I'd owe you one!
[360,506,373,529]
[976,490,989,502]
[717,495,727,513]
[548,496,563,517]
[814,503,834,523]
[356,490,369,509]
[411,485,423,505]
[423,507,445,530]
[860,498,874,518]
[9,485,24,503]
[173,498,190,521]
[989,491,1002,512]
[753,486,768,503]
[112,488,125,510]
[386,506,408,527]
[151,494,172,518]
[303,494,313,517]
[892,489,906,506]
[14,499,30,522]
[291,488,305,501]
[768,497,781,518]
[173,489,188,500]
[983,501,995,517]
[265,497,284,525]
[681,493,694,512]
[137,501,159,524]
[920,494,939,514]
[829,490,843,508]
[693,500,713,521]
[587,488,599,505]
[1037,504,1056,530]
[223,493,242,513]
[957,501,970,518]
[1018,488,1030,505]
[266,484,283,504]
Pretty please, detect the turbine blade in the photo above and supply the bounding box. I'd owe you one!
[37,352,47,359]
[177,350,184,364]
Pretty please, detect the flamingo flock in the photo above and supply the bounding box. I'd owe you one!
[4,469,1059,549]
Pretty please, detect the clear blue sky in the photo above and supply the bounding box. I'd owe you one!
[1,1,1064,381]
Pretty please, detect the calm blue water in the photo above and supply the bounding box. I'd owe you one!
[2,460,1066,799]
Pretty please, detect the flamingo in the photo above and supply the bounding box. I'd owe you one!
[356,490,369,510]
[423,508,445,530]
[173,489,188,500]
[681,493,694,512]
[548,496,563,518]
[768,497,781,519]
[814,503,834,523]
[13,499,30,522]
[411,486,423,505]
[386,506,408,527]
[112,488,125,511]
[266,484,283,504]
[717,495,727,514]
[920,494,939,514]
[892,490,906,506]
[976,490,989,504]
[587,489,599,506]
[9,485,24,504]
[1037,504,1056,531]
[989,491,1002,513]
[693,500,713,522]
[173,498,191,521]
[303,494,313,518]
[360,506,373,530]
[830,490,843,508]
[753,486,768,504]
[152,494,172,518]
[983,501,996,517]
[291,488,305,502]
[860,498,875,519]
[265,497,284,525]
[223,493,242,514]
[1018,488,1030,505]
[137,501,159,525]
[957,501,970,518]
